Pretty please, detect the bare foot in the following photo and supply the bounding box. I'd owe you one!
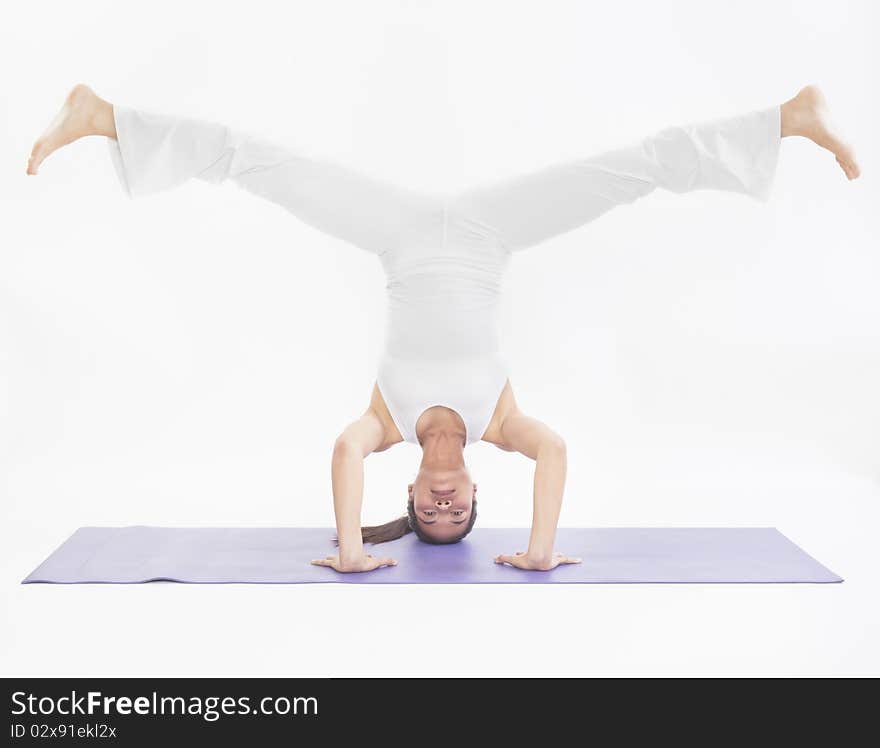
[27,84,115,175]
[781,85,860,180]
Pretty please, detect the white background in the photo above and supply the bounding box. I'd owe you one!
[2,0,878,676]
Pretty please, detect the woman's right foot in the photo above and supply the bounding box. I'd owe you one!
[781,85,860,180]
[27,84,115,175]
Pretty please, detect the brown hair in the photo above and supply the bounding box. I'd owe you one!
[334,499,478,546]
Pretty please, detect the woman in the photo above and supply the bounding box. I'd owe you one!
[28,84,859,573]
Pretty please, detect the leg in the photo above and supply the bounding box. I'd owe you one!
[28,85,436,256]
[448,85,858,253]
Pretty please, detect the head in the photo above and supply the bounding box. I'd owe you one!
[407,464,477,543]
[349,464,478,546]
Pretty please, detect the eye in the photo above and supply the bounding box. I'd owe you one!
[452,510,465,517]
[423,510,436,517]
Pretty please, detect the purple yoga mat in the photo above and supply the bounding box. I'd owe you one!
[22,527,841,584]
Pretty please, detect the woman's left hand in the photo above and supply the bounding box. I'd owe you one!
[493,550,582,571]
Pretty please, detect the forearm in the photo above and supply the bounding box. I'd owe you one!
[328,411,386,563]
[331,444,367,562]
[526,442,567,563]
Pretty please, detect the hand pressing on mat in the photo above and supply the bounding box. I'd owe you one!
[494,551,582,571]
[311,553,397,573]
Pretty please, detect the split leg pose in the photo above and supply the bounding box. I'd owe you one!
[28,84,859,573]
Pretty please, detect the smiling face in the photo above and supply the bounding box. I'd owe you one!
[408,465,477,543]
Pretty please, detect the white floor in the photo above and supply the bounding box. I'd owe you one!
[4,468,878,678]
[3,570,876,678]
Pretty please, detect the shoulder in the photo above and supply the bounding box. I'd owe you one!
[367,382,405,452]
[480,380,519,450]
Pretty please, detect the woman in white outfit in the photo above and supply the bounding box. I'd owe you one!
[27,84,859,573]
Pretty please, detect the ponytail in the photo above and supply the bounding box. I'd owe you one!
[333,515,412,546]
[360,516,414,544]
[333,498,478,546]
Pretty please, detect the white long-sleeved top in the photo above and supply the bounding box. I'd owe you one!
[107,104,781,445]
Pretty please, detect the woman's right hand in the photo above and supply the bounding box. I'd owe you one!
[310,553,397,573]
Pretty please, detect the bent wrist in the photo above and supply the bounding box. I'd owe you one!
[337,539,365,565]
[525,550,554,568]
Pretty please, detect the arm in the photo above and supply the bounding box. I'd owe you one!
[311,409,397,573]
[493,410,580,571]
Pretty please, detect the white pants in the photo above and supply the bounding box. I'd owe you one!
[107,104,781,256]
[107,103,781,443]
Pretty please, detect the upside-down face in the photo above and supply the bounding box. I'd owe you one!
[408,465,477,543]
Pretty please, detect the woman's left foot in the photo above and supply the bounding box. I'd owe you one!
[781,85,860,180]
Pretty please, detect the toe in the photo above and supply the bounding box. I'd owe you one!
[836,156,855,180]
[28,142,47,171]
[848,159,861,179]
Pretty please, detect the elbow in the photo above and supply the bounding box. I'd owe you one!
[540,435,567,461]
[332,437,360,461]
[552,435,567,455]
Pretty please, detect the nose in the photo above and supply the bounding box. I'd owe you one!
[434,499,452,509]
